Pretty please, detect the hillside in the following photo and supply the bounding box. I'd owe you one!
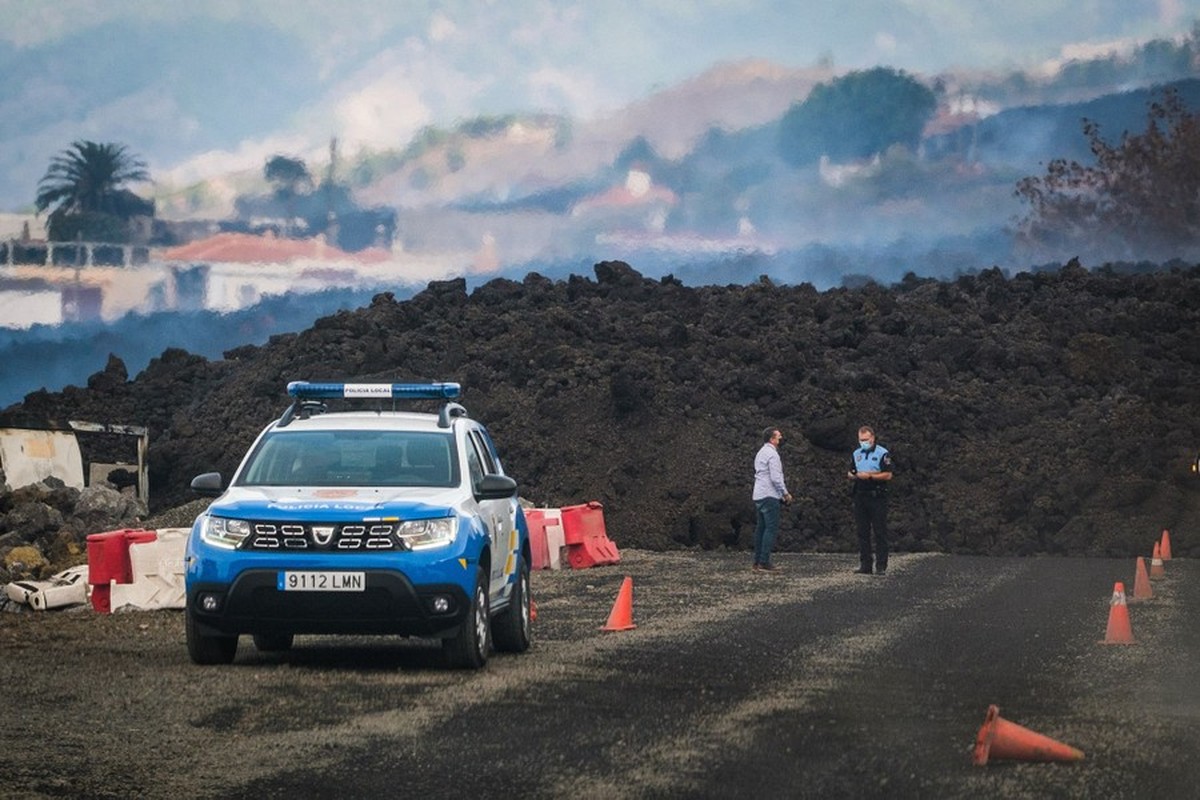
[157,75,1200,287]
[3,259,1198,558]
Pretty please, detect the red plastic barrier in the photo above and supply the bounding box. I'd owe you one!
[560,502,603,546]
[560,502,621,569]
[86,528,157,612]
[87,531,131,584]
[523,509,552,571]
[89,585,111,614]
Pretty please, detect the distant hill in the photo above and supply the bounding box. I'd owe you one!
[7,21,1198,276]
[940,77,1200,170]
[189,71,1200,278]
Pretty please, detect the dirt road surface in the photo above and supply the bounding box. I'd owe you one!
[2,551,1197,799]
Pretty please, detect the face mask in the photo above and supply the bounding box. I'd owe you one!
[859,440,871,450]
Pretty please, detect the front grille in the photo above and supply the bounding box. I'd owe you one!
[245,522,403,551]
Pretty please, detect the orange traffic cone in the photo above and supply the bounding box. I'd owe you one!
[1100,581,1134,645]
[601,576,637,632]
[972,704,1084,765]
[530,597,538,622]
[1131,557,1153,602]
[1160,529,1172,561]
[1150,542,1165,579]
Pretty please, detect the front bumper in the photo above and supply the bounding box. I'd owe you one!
[188,569,470,638]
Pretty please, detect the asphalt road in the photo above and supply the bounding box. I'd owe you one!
[2,550,1197,799]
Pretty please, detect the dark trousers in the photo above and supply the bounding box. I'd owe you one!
[853,492,888,572]
[753,497,781,566]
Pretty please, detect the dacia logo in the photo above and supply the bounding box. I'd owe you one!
[312,526,335,546]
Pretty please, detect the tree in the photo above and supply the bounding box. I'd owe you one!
[235,151,394,250]
[264,154,312,195]
[36,141,152,242]
[778,67,937,167]
[1015,88,1200,260]
[264,155,312,236]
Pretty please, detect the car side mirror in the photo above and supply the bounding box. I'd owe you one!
[190,472,224,497]
[475,473,517,500]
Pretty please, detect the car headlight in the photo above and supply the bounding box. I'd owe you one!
[200,516,252,549]
[396,517,457,550]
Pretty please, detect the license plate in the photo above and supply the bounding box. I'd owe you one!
[278,571,365,592]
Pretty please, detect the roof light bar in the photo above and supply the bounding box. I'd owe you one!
[286,381,461,400]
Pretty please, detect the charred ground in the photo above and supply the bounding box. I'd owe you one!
[3,259,1199,559]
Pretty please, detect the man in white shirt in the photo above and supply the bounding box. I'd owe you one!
[752,427,792,572]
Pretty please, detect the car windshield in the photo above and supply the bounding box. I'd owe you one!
[237,430,459,488]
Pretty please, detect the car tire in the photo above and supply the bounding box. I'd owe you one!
[252,632,294,652]
[492,557,531,653]
[443,566,489,669]
[186,610,238,665]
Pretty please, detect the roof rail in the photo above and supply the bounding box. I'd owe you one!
[438,402,469,429]
[278,400,328,427]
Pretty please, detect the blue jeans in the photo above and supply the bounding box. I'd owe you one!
[753,497,781,566]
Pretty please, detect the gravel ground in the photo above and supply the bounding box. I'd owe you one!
[2,549,1197,799]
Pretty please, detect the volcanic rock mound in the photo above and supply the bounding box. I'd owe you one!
[2,259,1199,561]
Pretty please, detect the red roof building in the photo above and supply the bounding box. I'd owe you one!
[162,231,391,265]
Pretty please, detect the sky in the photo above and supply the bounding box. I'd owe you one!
[7,3,1195,87]
[0,0,1196,196]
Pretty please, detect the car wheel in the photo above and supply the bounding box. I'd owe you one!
[492,557,531,653]
[252,632,294,652]
[443,566,489,669]
[186,610,238,665]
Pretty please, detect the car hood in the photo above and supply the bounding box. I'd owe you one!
[206,486,459,522]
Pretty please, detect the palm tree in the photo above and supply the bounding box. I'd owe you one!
[36,141,152,242]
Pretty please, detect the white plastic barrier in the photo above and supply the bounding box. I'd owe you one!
[545,521,566,570]
[109,527,188,611]
[4,564,89,610]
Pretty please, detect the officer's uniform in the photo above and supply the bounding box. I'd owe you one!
[851,443,893,574]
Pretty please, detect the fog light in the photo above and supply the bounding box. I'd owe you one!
[431,595,451,613]
[199,593,222,612]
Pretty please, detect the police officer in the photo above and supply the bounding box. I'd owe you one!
[847,425,893,575]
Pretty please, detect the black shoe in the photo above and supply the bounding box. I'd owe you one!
[752,563,762,572]
[760,563,782,572]
[854,567,872,575]
[875,569,887,576]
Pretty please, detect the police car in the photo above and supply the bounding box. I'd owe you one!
[184,381,531,669]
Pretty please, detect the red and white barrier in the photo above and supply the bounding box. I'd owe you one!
[86,528,158,612]
[2,527,188,613]
[85,526,188,612]
[525,508,562,570]
[524,501,620,570]
[108,528,188,611]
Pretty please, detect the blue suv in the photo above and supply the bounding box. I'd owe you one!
[185,381,531,669]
